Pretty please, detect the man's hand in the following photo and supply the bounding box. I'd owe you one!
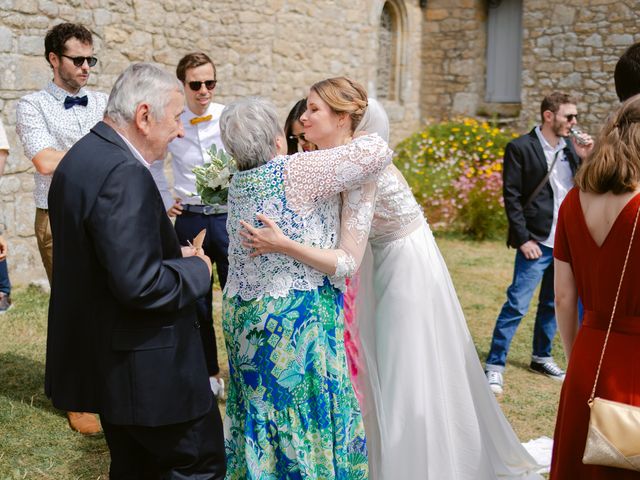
[195,250,212,276]
[167,198,183,217]
[0,235,7,261]
[571,133,594,160]
[519,240,542,260]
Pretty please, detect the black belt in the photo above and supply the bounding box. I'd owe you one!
[182,204,228,215]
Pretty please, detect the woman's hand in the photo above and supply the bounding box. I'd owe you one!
[240,213,289,257]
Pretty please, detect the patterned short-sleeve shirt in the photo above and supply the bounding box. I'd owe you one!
[0,118,9,151]
[16,81,108,209]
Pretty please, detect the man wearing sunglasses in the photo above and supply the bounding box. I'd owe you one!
[15,23,107,435]
[154,52,227,399]
[484,92,593,396]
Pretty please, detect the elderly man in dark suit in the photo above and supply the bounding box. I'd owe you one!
[47,63,225,479]
[484,92,593,395]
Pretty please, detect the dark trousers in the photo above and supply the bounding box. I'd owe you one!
[101,400,226,480]
[0,259,10,294]
[175,212,228,376]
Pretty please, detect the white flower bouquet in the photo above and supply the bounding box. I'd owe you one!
[192,145,237,205]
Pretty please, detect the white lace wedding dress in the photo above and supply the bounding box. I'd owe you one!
[354,164,543,479]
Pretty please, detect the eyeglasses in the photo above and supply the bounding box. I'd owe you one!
[564,114,578,121]
[61,54,98,67]
[187,80,217,91]
[288,133,307,142]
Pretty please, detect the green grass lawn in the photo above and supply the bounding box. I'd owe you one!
[0,237,563,478]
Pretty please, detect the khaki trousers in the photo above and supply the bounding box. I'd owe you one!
[35,208,53,283]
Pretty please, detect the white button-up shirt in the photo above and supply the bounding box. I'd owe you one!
[16,81,108,209]
[0,119,9,151]
[159,102,225,206]
[116,131,170,199]
[534,126,574,248]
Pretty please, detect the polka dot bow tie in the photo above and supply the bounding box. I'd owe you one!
[64,95,88,110]
[190,114,212,125]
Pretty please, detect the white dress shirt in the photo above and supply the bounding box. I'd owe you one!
[534,126,574,248]
[116,131,170,204]
[0,119,9,151]
[159,102,226,207]
[16,81,108,209]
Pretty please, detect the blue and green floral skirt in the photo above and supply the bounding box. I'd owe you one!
[222,281,368,480]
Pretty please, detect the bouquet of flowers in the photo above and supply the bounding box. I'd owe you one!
[192,144,236,205]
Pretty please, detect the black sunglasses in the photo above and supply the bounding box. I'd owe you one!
[564,114,578,121]
[188,80,217,91]
[61,54,98,67]
[288,133,306,142]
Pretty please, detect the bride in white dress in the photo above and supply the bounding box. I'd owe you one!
[242,81,542,479]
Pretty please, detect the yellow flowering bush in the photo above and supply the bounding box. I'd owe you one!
[394,117,518,240]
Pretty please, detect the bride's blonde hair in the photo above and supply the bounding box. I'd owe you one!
[310,77,368,133]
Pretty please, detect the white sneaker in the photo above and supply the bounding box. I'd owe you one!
[486,370,503,395]
[209,376,225,399]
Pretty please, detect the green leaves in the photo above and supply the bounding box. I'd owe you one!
[192,144,237,206]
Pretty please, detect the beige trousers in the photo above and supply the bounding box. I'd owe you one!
[34,208,53,283]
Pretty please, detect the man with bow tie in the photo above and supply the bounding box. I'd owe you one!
[154,52,227,397]
[16,22,107,435]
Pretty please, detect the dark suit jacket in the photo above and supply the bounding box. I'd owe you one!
[503,128,580,248]
[46,121,213,427]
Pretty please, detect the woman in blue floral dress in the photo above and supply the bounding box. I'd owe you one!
[219,86,391,479]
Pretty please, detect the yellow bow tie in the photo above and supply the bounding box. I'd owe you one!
[190,114,212,125]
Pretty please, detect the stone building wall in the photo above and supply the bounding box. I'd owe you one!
[2,0,637,285]
[420,0,639,133]
[520,0,638,132]
[420,0,488,121]
[0,0,424,284]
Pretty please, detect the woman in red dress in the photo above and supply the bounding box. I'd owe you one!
[551,94,640,479]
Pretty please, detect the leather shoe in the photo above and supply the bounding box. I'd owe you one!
[67,411,102,435]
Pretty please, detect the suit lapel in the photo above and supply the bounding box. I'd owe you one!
[528,128,548,172]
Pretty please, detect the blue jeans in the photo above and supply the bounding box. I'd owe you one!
[0,259,10,294]
[485,244,556,372]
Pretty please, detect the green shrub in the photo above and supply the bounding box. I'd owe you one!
[394,117,518,240]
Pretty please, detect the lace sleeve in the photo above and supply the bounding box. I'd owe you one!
[334,182,376,278]
[284,133,392,215]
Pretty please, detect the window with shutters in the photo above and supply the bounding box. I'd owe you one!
[485,0,523,103]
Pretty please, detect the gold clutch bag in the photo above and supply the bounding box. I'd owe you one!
[583,397,640,471]
[582,206,640,471]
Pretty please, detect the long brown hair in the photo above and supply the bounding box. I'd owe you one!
[575,94,640,194]
[310,77,368,133]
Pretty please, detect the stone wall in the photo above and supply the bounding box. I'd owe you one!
[421,0,639,133]
[5,0,635,285]
[520,0,638,132]
[420,0,488,121]
[0,0,423,284]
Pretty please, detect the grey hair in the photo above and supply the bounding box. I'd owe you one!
[105,63,183,128]
[220,97,282,171]
[354,97,390,143]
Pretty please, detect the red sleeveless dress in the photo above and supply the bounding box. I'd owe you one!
[550,187,640,479]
